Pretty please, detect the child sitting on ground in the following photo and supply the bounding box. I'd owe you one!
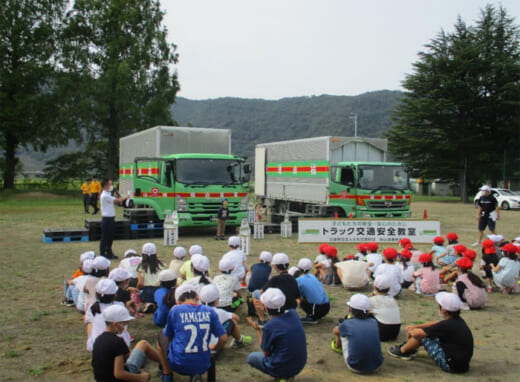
[185,255,213,295]
[294,258,330,324]
[373,247,403,297]
[481,239,499,292]
[179,244,203,284]
[335,255,370,290]
[430,236,447,264]
[331,294,384,374]
[85,256,111,312]
[452,257,487,310]
[491,243,520,295]
[439,244,467,284]
[398,249,414,289]
[313,244,329,278]
[315,245,341,285]
[109,268,139,316]
[92,304,163,382]
[436,234,458,267]
[213,258,242,312]
[137,243,165,313]
[370,275,401,341]
[353,243,368,261]
[412,253,440,296]
[168,246,186,283]
[74,259,95,313]
[365,242,383,278]
[153,270,177,327]
[63,251,95,306]
[246,251,272,325]
[118,249,141,288]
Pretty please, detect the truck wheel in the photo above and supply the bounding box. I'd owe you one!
[501,201,510,210]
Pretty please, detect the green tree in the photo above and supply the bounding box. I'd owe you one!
[386,5,520,201]
[62,0,179,179]
[0,0,74,189]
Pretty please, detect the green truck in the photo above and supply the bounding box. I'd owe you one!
[255,136,412,219]
[119,126,251,227]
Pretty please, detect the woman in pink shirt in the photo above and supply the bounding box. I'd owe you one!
[412,253,440,295]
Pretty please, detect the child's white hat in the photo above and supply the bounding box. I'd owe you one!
[435,292,462,312]
[261,288,286,310]
[96,279,118,296]
[103,305,134,323]
[297,258,312,271]
[124,249,138,258]
[228,236,241,247]
[374,275,391,290]
[109,268,131,282]
[199,284,220,304]
[141,242,157,256]
[259,251,272,263]
[80,251,96,262]
[158,269,177,282]
[192,255,210,272]
[347,294,371,313]
[175,283,197,302]
[288,266,299,276]
[272,253,289,265]
[219,258,234,272]
[189,244,203,256]
[82,259,94,273]
[487,234,504,243]
[173,246,187,259]
[93,256,111,270]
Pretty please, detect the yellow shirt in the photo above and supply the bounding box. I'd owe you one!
[81,182,90,194]
[89,180,101,194]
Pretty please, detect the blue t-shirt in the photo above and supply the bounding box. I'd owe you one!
[296,273,329,305]
[339,317,383,373]
[248,262,271,292]
[153,287,170,327]
[164,303,225,375]
[261,309,307,379]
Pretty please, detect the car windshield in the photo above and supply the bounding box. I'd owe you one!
[358,165,409,191]
[498,189,515,196]
[175,158,243,185]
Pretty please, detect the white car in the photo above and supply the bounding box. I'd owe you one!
[473,188,520,210]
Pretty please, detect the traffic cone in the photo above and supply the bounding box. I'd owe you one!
[349,212,353,219]
[334,212,338,219]
[423,209,428,219]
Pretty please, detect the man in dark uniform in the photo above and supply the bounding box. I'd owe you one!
[473,185,499,246]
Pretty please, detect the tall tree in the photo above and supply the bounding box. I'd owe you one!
[386,5,520,201]
[0,0,73,189]
[62,0,179,178]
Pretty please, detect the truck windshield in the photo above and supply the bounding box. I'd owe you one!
[358,165,409,191]
[175,159,244,185]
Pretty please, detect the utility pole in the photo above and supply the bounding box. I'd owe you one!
[349,113,358,137]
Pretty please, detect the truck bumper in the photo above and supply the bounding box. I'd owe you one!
[357,209,412,218]
[177,211,248,227]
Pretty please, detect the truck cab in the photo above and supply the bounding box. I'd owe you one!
[329,162,411,218]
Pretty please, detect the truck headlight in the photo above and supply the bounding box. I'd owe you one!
[361,213,371,218]
[176,196,187,212]
[241,195,249,210]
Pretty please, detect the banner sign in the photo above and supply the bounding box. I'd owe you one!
[298,219,440,244]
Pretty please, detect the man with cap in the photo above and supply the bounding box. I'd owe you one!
[388,292,474,373]
[247,288,307,382]
[294,258,330,324]
[92,304,163,382]
[473,185,499,247]
[261,253,300,313]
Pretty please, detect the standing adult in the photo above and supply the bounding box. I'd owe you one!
[80,178,91,213]
[215,198,229,240]
[90,175,102,214]
[473,185,499,247]
[100,179,129,259]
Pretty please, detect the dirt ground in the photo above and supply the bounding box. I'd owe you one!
[0,195,519,381]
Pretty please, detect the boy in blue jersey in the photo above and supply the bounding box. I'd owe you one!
[294,258,330,324]
[247,288,307,382]
[157,283,227,382]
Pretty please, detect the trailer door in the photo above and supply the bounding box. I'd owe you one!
[255,147,266,197]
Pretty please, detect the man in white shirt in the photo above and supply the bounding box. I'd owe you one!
[100,179,129,259]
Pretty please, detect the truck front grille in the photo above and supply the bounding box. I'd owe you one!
[365,200,408,209]
[187,201,241,214]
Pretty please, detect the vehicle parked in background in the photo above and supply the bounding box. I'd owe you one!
[473,188,520,210]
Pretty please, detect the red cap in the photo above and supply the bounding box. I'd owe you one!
[463,249,477,260]
[318,243,329,254]
[367,242,379,252]
[433,236,445,245]
[484,247,496,255]
[399,238,411,246]
[325,246,337,257]
[453,244,467,254]
[400,249,412,260]
[419,253,433,263]
[481,239,495,248]
[383,247,398,259]
[456,257,473,270]
[355,243,368,252]
[345,255,356,260]
[446,232,458,241]
[500,243,518,254]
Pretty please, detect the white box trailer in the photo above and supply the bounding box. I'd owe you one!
[255,136,388,204]
[119,126,231,195]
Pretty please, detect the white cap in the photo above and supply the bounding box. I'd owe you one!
[259,251,273,263]
[109,268,131,282]
[175,283,197,302]
[480,185,491,192]
[288,266,299,276]
[102,305,135,323]
[142,242,157,256]
[347,294,371,313]
[435,292,463,312]
[93,256,111,270]
[219,258,234,272]
[95,278,118,295]
[80,251,96,262]
[158,269,177,282]
[191,255,210,272]
[228,236,241,247]
[124,249,138,258]
[297,258,312,271]
[374,275,391,290]
[513,236,520,243]
[487,234,503,242]
[173,246,187,259]
[260,288,286,310]
[272,253,289,265]
[82,259,94,273]
[189,244,203,256]
[199,284,220,304]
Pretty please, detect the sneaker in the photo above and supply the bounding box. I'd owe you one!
[388,344,414,360]
[234,335,252,347]
[143,302,156,313]
[276,378,294,382]
[487,286,493,293]
[300,316,319,324]
[189,375,203,382]
[460,302,470,311]
[331,340,342,354]
[161,374,173,382]
[471,242,480,247]
[61,299,74,307]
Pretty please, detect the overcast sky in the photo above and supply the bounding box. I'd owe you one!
[161,1,520,100]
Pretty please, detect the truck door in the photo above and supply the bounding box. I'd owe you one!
[329,166,356,216]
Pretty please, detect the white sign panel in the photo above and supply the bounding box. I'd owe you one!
[298,219,440,244]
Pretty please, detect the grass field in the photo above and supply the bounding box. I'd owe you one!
[0,192,519,381]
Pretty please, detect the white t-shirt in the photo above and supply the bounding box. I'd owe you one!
[398,262,415,283]
[73,275,91,311]
[209,306,233,345]
[373,263,403,297]
[213,274,240,307]
[369,295,401,325]
[100,190,116,217]
[185,276,214,296]
[365,253,383,274]
[335,260,369,289]
[85,301,130,352]
[222,249,246,280]
[119,257,142,278]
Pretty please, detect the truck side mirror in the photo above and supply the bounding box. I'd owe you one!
[244,163,252,174]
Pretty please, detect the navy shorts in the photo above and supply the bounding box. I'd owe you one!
[478,216,495,231]
[421,337,451,372]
